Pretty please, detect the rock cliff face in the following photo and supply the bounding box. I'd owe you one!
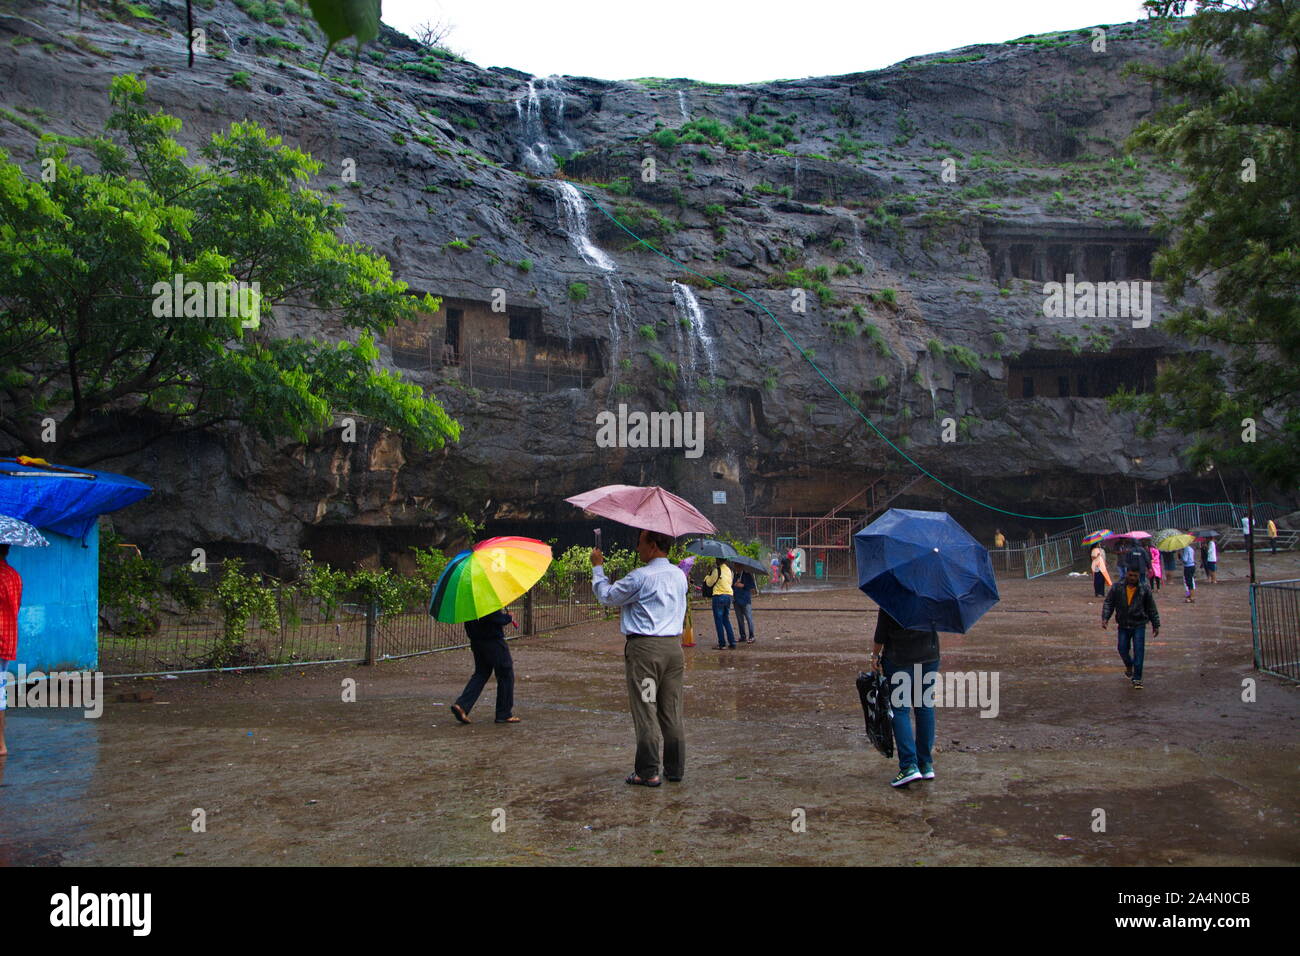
[0,1,1223,569]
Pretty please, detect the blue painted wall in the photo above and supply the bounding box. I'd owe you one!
[6,524,98,671]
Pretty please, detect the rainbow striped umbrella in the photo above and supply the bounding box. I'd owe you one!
[428,536,553,624]
[1082,529,1113,547]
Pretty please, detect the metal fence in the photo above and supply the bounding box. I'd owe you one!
[988,525,1089,578]
[746,515,856,549]
[98,576,612,677]
[1250,579,1300,683]
[1083,501,1290,534]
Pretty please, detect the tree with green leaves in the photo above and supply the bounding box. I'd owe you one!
[0,74,458,465]
[1113,0,1299,490]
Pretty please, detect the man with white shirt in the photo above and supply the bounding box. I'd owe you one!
[592,528,687,787]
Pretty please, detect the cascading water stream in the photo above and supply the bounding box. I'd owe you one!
[514,79,553,175]
[671,281,717,383]
[554,182,629,387]
[555,182,616,272]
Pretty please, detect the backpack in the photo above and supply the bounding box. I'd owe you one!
[702,567,717,598]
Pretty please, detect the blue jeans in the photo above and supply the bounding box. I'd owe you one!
[711,595,736,647]
[1117,625,1146,680]
[882,658,939,774]
[734,600,755,641]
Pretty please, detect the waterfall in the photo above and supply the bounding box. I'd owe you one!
[553,182,626,386]
[671,281,717,381]
[793,156,801,196]
[851,218,867,258]
[671,291,695,384]
[603,274,631,378]
[514,79,552,174]
[555,182,616,272]
[545,76,576,149]
[514,76,572,174]
[677,90,689,122]
[847,216,875,278]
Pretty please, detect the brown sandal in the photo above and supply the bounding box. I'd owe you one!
[495,716,521,723]
[450,704,471,724]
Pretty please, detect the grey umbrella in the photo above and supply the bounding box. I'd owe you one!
[0,514,50,548]
[685,538,741,560]
[685,538,766,573]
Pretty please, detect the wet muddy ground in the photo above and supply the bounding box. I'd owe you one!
[2,554,1297,866]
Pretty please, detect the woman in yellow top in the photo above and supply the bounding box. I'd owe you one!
[1090,545,1112,597]
[703,562,737,649]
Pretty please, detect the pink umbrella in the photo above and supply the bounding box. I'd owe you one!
[565,484,716,537]
[1109,531,1152,540]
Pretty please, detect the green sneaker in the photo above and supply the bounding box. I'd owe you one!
[919,763,935,780]
[891,767,923,788]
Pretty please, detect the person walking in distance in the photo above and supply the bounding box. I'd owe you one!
[592,529,687,787]
[703,560,736,649]
[1148,544,1162,592]
[1180,542,1197,604]
[1205,536,1219,584]
[1123,541,1151,585]
[731,561,757,644]
[779,550,795,591]
[1091,543,1112,598]
[450,608,519,725]
[1102,566,1162,689]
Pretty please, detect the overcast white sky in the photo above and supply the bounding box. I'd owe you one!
[382,0,1152,83]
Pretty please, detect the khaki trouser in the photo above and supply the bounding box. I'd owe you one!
[624,636,685,780]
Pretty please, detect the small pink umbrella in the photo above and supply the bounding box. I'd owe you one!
[565,484,716,537]
[1109,531,1152,540]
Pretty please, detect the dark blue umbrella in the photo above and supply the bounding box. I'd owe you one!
[854,508,999,634]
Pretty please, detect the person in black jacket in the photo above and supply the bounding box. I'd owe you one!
[871,609,941,788]
[1121,542,1151,584]
[450,609,518,724]
[1101,567,1161,689]
[731,562,758,644]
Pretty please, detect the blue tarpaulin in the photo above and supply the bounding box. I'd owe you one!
[0,459,152,670]
[0,459,151,539]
